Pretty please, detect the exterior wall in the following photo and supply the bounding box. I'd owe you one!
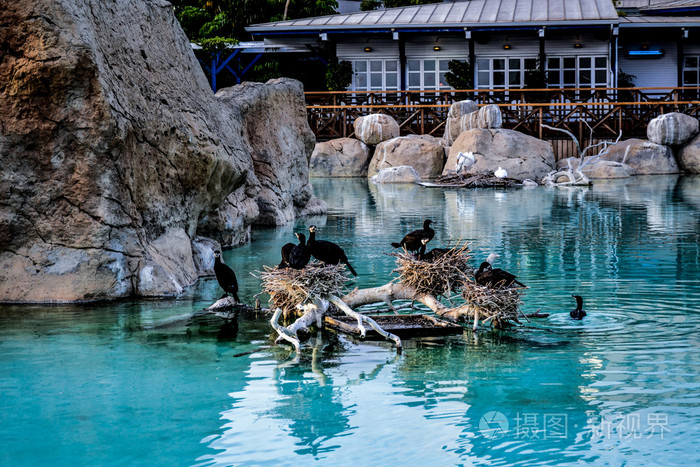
[618,29,679,88]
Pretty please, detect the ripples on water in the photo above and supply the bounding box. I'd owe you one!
[1,176,700,465]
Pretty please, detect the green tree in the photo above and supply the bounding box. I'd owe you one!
[444,60,473,90]
[325,59,353,90]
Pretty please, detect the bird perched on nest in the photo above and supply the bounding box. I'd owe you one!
[307,225,357,276]
[418,237,450,262]
[214,251,240,302]
[392,219,435,254]
[278,241,295,268]
[288,232,312,270]
[494,167,508,178]
[475,261,525,288]
[570,295,587,320]
[455,151,475,173]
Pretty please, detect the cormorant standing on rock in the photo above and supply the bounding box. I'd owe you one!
[475,261,525,288]
[392,219,435,253]
[288,233,311,270]
[278,242,295,268]
[307,225,358,276]
[570,295,587,320]
[214,251,240,302]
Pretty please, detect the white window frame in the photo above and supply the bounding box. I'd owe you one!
[546,55,609,89]
[350,59,399,91]
[683,56,700,86]
[476,57,538,90]
[406,58,452,90]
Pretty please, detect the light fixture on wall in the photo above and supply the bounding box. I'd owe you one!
[503,44,511,50]
[574,42,583,48]
[364,46,373,53]
[433,46,441,51]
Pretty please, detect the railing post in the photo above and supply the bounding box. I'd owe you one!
[539,107,543,139]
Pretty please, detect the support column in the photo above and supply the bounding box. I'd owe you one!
[399,37,406,90]
[468,33,475,88]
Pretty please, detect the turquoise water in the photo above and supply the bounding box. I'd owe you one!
[2,176,700,466]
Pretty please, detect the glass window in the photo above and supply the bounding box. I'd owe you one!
[355,61,367,72]
[371,73,382,89]
[386,74,397,88]
[370,60,382,72]
[564,57,576,69]
[478,58,490,70]
[409,73,420,88]
[386,61,397,72]
[424,60,436,72]
[580,57,591,68]
[548,57,560,69]
[683,55,700,86]
[595,57,607,68]
[493,59,505,70]
[407,60,420,70]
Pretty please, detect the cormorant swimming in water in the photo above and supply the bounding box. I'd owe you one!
[288,233,311,270]
[475,261,525,288]
[307,225,358,276]
[570,295,587,320]
[214,251,240,302]
[392,219,435,253]
[278,242,295,268]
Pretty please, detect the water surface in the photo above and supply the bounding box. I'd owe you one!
[2,176,699,466]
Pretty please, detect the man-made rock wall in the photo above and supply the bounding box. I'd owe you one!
[0,0,322,302]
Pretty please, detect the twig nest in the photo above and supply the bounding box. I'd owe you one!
[393,243,472,297]
[257,263,349,317]
[461,279,523,329]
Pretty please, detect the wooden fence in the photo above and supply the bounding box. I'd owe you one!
[305,87,700,160]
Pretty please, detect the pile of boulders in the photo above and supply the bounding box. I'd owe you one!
[309,101,700,184]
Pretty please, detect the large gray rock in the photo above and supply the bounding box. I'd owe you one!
[0,0,322,302]
[647,112,699,146]
[368,135,444,179]
[371,166,421,184]
[677,133,700,173]
[215,79,325,226]
[443,103,502,146]
[353,113,400,145]
[556,157,633,179]
[309,137,371,177]
[444,129,555,181]
[603,139,679,175]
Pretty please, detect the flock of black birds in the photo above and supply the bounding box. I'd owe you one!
[212,218,587,320]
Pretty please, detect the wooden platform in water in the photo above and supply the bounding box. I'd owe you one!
[324,314,463,339]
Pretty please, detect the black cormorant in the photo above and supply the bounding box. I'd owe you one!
[288,233,311,270]
[278,242,295,268]
[214,251,240,302]
[570,295,587,320]
[307,225,358,276]
[418,238,450,262]
[475,261,525,288]
[392,219,435,253]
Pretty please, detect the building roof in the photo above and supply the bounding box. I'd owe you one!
[639,0,700,13]
[247,0,620,34]
[620,14,700,25]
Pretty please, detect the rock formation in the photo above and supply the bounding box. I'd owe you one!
[647,112,699,146]
[309,137,372,177]
[371,166,421,184]
[443,102,502,146]
[677,133,700,173]
[444,129,555,181]
[556,158,633,179]
[0,0,322,302]
[353,114,400,145]
[368,135,445,179]
[603,139,679,175]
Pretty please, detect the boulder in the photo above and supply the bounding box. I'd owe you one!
[556,157,633,179]
[677,132,700,173]
[371,166,421,184]
[647,112,699,146]
[309,137,371,177]
[368,135,444,179]
[191,236,221,277]
[353,114,400,145]
[0,0,322,302]
[443,103,503,146]
[602,139,679,175]
[444,129,555,181]
[216,79,325,226]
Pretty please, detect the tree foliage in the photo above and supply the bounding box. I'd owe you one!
[325,59,353,91]
[444,60,473,90]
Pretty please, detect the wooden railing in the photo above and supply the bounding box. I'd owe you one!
[305,87,700,156]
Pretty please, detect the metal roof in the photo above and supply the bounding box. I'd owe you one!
[619,14,700,25]
[247,0,620,33]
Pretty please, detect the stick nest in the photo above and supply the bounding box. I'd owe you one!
[393,243,472,297]
[257,263,349,317]
[461,279,524,329]
[433,173,521,188]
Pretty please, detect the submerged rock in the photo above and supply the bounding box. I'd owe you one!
[353,114,400,145]
[371,166,421,183]
[368,135,444,179]
[557,157,633,179]
[310,137,372,177]
[603,138,679,175]
[0,0,322,302]
[444,129,555,181]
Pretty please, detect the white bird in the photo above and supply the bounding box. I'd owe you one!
[494,167,507,178]
[486,252,500,265]
[455,151,475,173]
